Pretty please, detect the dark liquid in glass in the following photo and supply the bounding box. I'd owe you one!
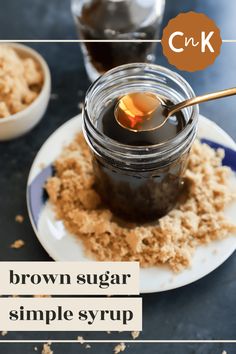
[93,98,189,222]
[75,0,161,73]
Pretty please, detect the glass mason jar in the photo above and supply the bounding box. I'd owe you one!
[83,63,199,222]
[71,0,166,81]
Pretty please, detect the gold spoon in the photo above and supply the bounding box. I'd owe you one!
[114,88,236,132]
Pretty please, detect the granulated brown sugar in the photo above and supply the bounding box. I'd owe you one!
[114,342,126,354]
[0,45,43,118]
[46,133,236,272]
[131,330,140,339]
[10,239,25,249]
[15,214,24,223]
[41,343,53,354]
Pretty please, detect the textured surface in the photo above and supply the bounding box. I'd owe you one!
[0,0,236,352]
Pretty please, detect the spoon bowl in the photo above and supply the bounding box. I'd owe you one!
[114,92,168,132]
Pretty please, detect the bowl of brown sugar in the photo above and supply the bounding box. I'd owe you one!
[0,43,51,141]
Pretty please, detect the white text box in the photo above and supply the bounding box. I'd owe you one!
[0,262,139,295]
[0,297,142,331]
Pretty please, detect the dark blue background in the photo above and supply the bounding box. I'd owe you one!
[0,0,235,353]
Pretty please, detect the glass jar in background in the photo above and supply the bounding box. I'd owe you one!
[83,63,199,222]
[71,0,166,81]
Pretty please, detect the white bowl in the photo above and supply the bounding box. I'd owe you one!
[0,43,51,141]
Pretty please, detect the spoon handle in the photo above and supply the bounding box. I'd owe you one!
[168,87,236,117]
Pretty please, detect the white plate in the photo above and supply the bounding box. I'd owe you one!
[27,114,236,293]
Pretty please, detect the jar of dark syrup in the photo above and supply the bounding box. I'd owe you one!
[71,0,165,80]
[83,63,199,222]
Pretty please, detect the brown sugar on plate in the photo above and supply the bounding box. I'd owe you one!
[46,133,236,272]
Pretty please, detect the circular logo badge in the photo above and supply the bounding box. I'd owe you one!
[161,12,222,72]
